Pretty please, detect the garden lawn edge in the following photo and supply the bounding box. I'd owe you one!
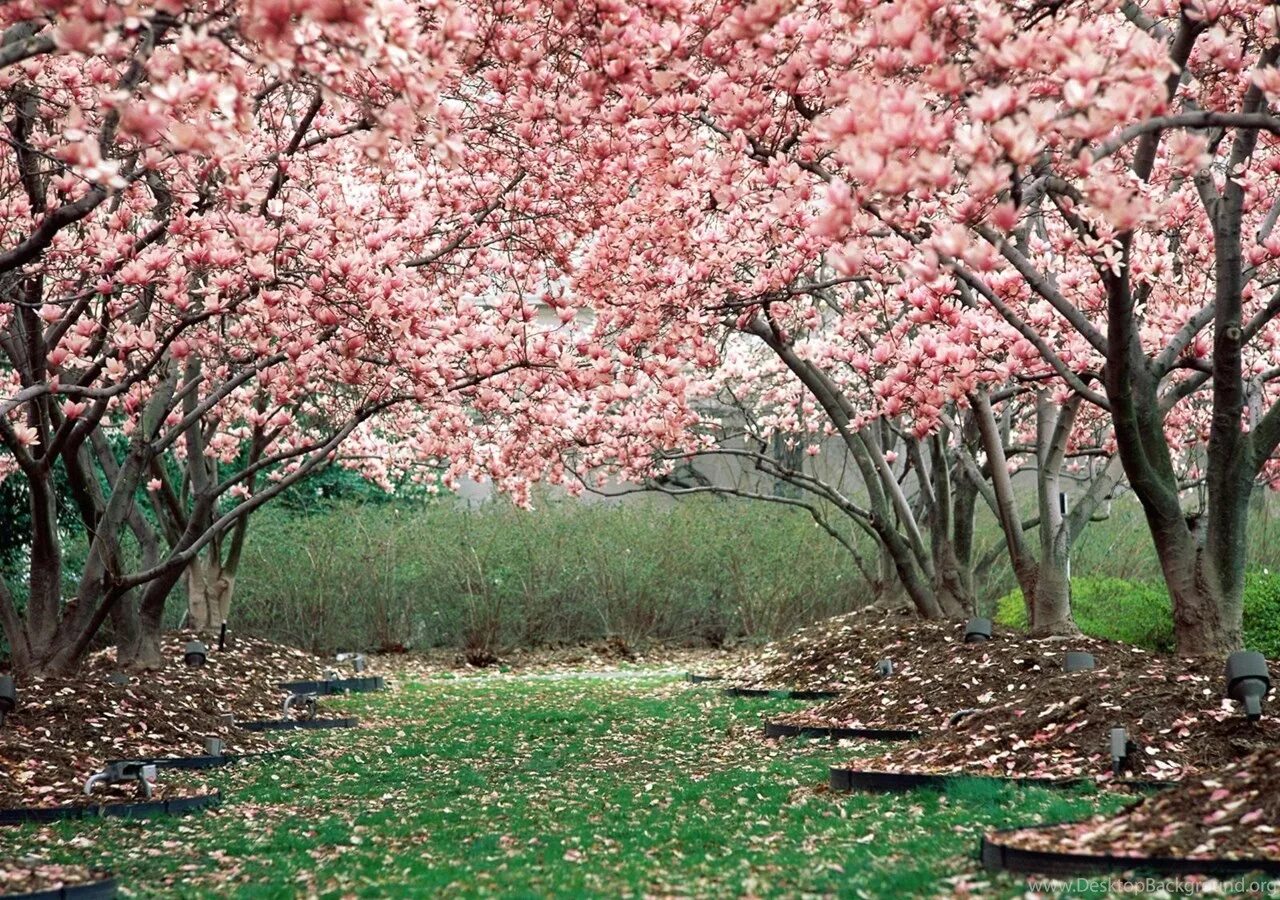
[722,687,840,700]
[0,792,221,825]
[980,826,1280,878]
[828,768,1175,794]
[277,677,385,695]
[0,875,117,900]
[764,722,918,741]
[106,750,292,771]
[239,717,358,732]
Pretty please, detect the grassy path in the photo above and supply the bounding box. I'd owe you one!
[6,672,1128,897]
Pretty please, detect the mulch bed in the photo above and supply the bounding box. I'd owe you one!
[0,633,372,808]
[768,626,1147,732]
[0,864,113,898]
[710,607,931,691]
[989,750,1280,866]
[848,653,1277,782]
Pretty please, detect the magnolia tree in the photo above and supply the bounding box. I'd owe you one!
[787,0,1280,654]
[0,0,662,674]
[958,387,1124,635]
[565,0,1280,654]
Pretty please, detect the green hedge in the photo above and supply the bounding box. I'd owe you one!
[995,572,1280,655]
[230,497,870,655]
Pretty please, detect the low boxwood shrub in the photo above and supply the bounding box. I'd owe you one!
[996,572,1280,655]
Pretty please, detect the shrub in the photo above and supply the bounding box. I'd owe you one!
[995,577,1175,652]
[996,572,1280,654]
[230,497,870,654]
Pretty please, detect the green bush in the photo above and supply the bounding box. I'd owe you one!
[1243,570,1280,657]
[995,572,1280,654]
[230,497,869,655]
[995,576,1175,651]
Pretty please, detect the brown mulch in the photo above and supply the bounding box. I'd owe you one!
[848,653,1278,782]
[993,750,1280,862]
[0,863,109,895]
[0,632,373,809]
[380,642,744,680]
[710,606,935,691]
[773,631,1157,732]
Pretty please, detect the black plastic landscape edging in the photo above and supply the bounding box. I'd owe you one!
[764,722,919,741]
[829,768,1176,795]
[685,673,723,684]
[277,676,385,695]
[0,791,221,826]
[107,749,290,771]
[722,687,840,700]
[239,717,358,732]
[981,826,1280,878]
[0,875,117,900]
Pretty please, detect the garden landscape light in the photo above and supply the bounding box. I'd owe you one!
[875,659,893,678]
[1225,651,1271,721]
[1110,726,1137,777]
[84,761,158,799]
[184,641,208,667]
[219,622,229,651]
[0,675,15,727]
[1064,652,1095,673]
[963,618,993,643]
[283,692,318,720]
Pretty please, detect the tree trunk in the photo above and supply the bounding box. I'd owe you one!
[108,591,143,669]
[1029,392,1081,637]
[1028,559,1076,637]
[186,555,236,633]
[1149,516,1242,655]
[119,570,185,671]
[932,538,975,617]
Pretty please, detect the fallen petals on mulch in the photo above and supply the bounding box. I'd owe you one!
[710,607,937,691]
[848,654,1278,782]
[0,862,109,895]
[383,642,742,681]
[992,750,1280,861]
[771,631,1149,732]
[0,633,372,808]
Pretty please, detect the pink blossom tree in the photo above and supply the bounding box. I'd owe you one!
[0,0,639,674]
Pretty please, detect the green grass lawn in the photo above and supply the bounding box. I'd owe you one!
[6,672,1133,897]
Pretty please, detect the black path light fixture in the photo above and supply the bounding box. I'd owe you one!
[964,618,993,643]
[875,659,894,678]
[218,622,230,651]
[0,675,15,727]
[1225,651,1271,721]
[1064,652,1096,673]
[184,640,208,667]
